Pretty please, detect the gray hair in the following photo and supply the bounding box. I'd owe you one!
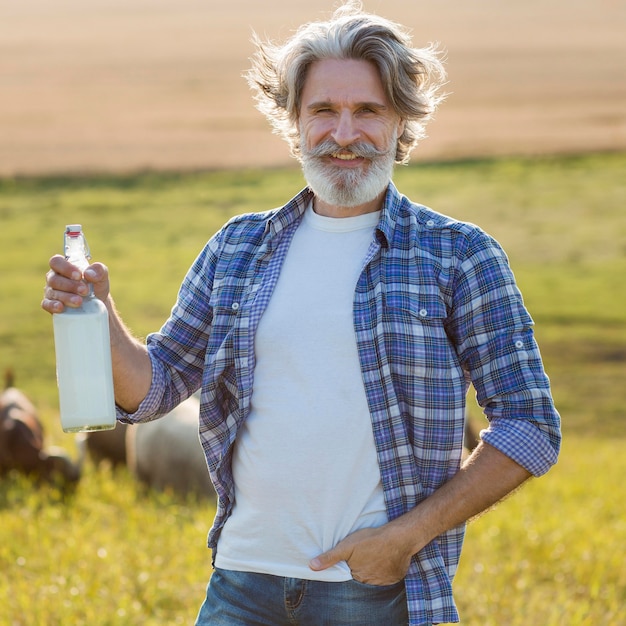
[245,1,447,164]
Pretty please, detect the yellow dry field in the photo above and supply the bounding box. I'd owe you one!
[1,0,625,175]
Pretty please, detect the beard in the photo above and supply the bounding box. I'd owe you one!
[300,137,397,208]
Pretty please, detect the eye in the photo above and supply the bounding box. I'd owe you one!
[306,102,336,116]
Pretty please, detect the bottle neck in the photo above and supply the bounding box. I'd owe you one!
[64,228,91,272]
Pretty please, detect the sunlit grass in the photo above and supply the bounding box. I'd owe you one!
[1,466,215,626]
[455,437,626,625]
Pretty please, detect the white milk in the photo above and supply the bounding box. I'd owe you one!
[53,291,116,433]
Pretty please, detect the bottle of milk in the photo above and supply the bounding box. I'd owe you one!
[52,225,116,432]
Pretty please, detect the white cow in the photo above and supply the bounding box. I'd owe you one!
[125,393,215,500]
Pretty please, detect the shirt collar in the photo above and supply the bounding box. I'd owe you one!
[265,187,313,238]
[265,181,404,249]
[376,182,404,249]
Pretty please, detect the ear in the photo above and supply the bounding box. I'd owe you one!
[397,119,406,139]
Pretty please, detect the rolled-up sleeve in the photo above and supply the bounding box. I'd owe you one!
[116,355,169,424]
[481,413,560,476]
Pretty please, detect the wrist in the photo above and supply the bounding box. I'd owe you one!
[384,511,431,561]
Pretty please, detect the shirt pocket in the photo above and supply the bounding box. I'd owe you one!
[385,289,447,322]
[383,289,452,379]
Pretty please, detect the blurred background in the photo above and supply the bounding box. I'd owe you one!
[1,0,625,176]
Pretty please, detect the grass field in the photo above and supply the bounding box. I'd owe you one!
[1,152,625,624]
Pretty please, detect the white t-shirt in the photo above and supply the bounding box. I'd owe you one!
[215,204,387,581]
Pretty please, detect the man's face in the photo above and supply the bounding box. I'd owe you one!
[298,58,405,215]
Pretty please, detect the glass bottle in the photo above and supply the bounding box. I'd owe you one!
[52,224,116,432]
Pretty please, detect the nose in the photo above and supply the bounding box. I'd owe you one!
[331,110,360,147]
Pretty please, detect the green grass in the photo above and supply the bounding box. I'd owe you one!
[1,152,625,624]
[455,437,626,625]
[0,468,214,626]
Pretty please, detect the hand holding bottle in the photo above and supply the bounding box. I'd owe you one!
[43,226,153,416]
[42,255,111,314]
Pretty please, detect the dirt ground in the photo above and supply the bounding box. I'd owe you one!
[1,0,625,176]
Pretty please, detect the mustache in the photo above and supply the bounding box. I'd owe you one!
[304,140,392,160]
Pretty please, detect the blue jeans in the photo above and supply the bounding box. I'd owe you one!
[195,568,409,626]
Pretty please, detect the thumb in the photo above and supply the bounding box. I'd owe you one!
[309,545,347,572]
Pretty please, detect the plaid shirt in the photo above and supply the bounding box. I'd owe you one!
[120,182,561,626]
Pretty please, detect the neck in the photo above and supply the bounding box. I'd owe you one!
[312,189,385,218]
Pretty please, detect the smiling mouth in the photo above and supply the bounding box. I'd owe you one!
[331,152,361,161]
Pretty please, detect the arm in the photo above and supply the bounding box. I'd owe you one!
[310,441,531,585]
[42,255,151,413]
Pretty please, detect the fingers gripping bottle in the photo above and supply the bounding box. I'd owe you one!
[52,225,116,432]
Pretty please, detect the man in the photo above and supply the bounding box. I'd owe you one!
[42,2,561,625]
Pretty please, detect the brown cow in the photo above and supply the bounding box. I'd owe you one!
[0,370,82,486]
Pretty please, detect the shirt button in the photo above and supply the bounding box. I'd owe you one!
[419,308,428,317]
[426,220,435,227]
[515,340,524,349]
[231,302,240,311]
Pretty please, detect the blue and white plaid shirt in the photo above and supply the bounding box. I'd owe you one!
[120,182,561,626]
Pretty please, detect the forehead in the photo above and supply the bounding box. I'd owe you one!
[301,58,389,105]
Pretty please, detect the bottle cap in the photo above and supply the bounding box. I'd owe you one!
[64,225,91,270]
